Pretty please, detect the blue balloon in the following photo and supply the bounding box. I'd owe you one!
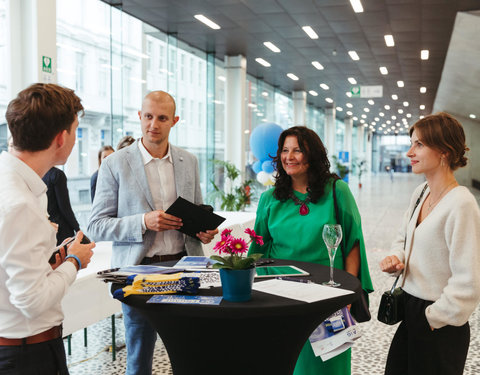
[252,160,262,174]
[249,123,283,161]
[262,160,274,173]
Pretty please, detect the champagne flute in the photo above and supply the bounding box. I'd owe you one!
[322,224,343,287]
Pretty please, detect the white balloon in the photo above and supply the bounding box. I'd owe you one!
[256,171,270,184]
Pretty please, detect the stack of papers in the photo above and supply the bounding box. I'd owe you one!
[97,265,182,283]
[309,307,361,361]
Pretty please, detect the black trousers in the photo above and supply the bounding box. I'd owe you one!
[0,337,69,375]
[385,292,470,375]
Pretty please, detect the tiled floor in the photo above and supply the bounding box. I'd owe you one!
[64,173,480,375]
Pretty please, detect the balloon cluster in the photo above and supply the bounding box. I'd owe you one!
[249,123,283,186]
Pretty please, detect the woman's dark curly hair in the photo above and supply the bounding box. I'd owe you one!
[272,126,337,202]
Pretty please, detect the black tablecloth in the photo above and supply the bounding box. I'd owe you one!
[115,259,362,375]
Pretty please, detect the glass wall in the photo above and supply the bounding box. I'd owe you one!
[306,105,325,141]
[0,0,8,151]
[335,119,345,156]
[56,0,211,226]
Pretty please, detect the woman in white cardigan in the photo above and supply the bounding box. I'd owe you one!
[380,112,480,375]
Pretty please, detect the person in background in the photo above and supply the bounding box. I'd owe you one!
[88,90,218,375]
[380,112,480,375]
[116,135,135,150]
[249,126,373,375]
[90,145,114,202]
[42,166,81,245]
[0,83,94,374]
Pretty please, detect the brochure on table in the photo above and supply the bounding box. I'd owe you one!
[309,307,361,361]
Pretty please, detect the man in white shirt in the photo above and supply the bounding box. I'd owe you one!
[0,83,95,374]
[88,91,218,375]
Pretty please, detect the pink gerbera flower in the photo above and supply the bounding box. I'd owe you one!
[244,228,264,246]
[229,238,248,254]
[221,228,232,237]
[213,237,230,254]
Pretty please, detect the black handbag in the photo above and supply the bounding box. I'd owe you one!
[377,275,405,325]
[332,179,371,322]
[377,184,428,325]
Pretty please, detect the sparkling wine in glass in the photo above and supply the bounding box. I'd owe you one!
[322,224,343,287]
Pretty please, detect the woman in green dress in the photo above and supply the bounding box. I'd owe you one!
[249,126,373,375]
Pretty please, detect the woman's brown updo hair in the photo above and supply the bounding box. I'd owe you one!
[409,112,469,170]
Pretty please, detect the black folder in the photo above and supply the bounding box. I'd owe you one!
[165,197,226,239]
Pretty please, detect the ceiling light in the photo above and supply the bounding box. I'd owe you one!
[420,115,424,119]
[384,105,390,110]
[386,120,391,124]
[346,103,353,108]
[347,111,353,116]
[406,113,412,118]
[368,99,374,105]
[325,97,334,103]
[391,115,396,120]
[302,26,318,39]
[403,101,409,107]
[420,86,427,93]
[398,109,404,114]
[255,58,271,67]
[346,92,352,97]
[421,50,429,60]
[336,107,343,111]
[194,15,221,30]
[384,35,395,47]
[348,77,357,84]
[262,91,269,97]
[353,116,358,121]
[374,117,379,121]
[420,104,425,110]
[348,51,360,61]
[361,114,367,118]
[263,42,281,53]
[397,81,404,87]
[469,114,476,119]
[312,61,324,70]
[320,83,330,90]
[349,0,364,13]
[364,107,370,112]
[379,66,388,75]
[392,94,398,100]
[287,73,299,81]
[308,90,318,96]
[379,112,385,117]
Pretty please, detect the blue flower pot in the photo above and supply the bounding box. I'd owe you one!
[219,267,256,302]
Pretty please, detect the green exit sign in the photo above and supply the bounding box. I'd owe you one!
[42,56,52,73]
[350,86,361,97]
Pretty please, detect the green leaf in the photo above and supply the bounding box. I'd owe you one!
[210,255,226,264]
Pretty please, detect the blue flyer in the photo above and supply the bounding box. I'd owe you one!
[147,295,223,305]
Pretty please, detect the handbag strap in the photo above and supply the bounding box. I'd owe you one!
[397,183,428,288]
[332,179,345,263]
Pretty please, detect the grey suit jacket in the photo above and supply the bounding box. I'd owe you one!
[87,140,204,268]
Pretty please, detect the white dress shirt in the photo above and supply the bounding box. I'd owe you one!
[0,151,77,338]
[138,140,184,256]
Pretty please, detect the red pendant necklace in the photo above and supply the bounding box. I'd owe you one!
[290,193,312,216]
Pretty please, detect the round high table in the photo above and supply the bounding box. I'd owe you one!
[116,259,362,375]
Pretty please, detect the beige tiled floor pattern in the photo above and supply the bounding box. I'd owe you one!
[65,173,480,374]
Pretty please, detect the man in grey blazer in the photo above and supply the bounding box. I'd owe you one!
[88,91,218,375]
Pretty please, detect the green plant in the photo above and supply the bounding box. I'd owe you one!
[210,228,263,270]
[209,159,254,211]
[331,155,349,179]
